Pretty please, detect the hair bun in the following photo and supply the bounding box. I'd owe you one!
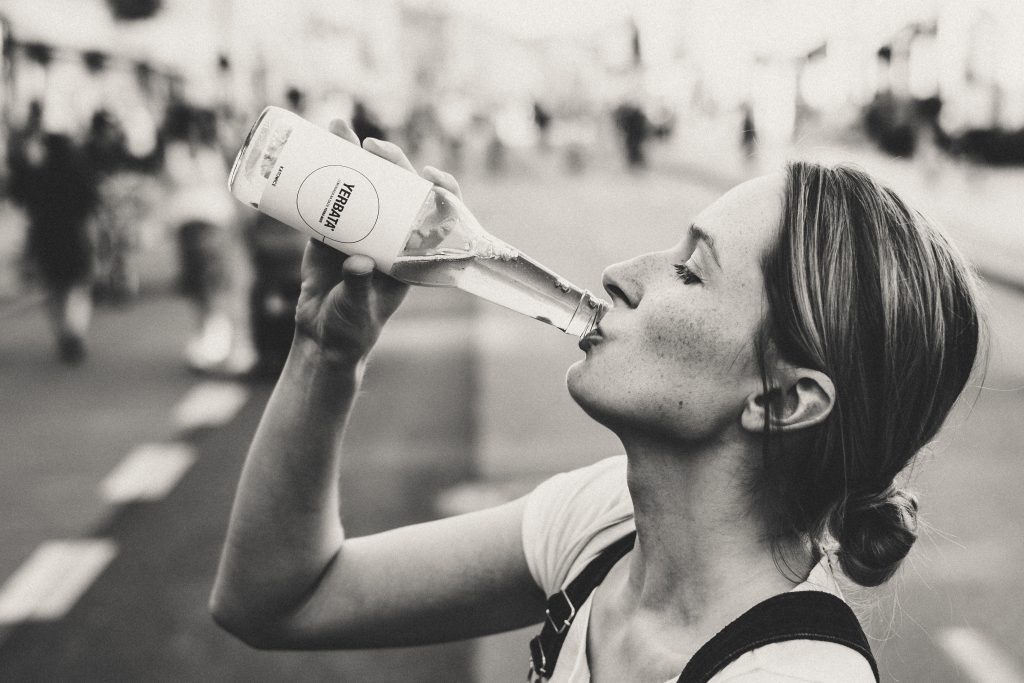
[834,487,919,587]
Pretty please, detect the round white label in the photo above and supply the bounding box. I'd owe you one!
[296,165,380,244]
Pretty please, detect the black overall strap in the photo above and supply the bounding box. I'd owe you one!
[675,590,880,683]
[528,531,637,681]
[529,535,879,682]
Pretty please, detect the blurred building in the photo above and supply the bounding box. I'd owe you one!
[0,0,1021,156]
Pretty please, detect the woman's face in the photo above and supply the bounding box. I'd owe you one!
[567,173,784,443]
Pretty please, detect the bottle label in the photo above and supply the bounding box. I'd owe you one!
[258,115,432,271]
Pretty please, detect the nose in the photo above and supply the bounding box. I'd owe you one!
[601,255,647,308]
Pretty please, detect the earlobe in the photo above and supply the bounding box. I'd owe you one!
[741,369,836,434]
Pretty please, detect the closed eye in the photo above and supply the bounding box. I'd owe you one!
[674,263,702,285]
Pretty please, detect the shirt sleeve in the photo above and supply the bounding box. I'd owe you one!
[521,456,634,595]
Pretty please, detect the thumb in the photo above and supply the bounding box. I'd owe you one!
[334,254,375,314]
[342,254,376,278]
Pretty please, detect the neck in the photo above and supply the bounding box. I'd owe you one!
[618,433,811,625]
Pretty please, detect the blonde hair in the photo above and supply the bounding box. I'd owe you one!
[756,161,982,587]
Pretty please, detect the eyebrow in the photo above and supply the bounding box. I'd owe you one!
[689,224,721,268]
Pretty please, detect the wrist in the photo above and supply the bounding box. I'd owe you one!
[287,335,368,385]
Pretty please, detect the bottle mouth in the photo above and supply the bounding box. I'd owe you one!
[227,106,273,202]
[566,290,610,338]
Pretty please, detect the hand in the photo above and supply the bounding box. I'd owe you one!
[292,122,463,367]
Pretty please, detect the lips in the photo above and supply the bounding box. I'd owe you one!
[578,328,603,352]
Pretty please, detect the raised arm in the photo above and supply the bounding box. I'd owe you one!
[209,125,546,649]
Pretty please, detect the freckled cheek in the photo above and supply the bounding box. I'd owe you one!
[643,308,729,365]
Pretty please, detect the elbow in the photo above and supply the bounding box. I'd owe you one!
[208,589,288,650]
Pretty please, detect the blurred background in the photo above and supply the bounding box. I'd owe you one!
[0,0,1022,681]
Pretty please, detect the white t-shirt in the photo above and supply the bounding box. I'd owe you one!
[521,456,876,682]
[163,143,238,229]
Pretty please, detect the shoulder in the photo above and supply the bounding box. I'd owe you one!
[521,456,634,595]
[709,565,874,682]
[712,638,876,682]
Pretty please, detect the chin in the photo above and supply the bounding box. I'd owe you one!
[565,363,625,431]
[564,359,590,403]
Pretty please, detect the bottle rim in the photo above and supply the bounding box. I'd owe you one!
[567,290,609,338]
[227,105,276,195]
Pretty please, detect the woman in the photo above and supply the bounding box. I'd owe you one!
[211,121,982,681]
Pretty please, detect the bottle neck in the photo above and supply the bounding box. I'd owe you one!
[564,290,608,338]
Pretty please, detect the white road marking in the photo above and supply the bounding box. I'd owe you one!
[100,443,196,504]
[939,627,1024,683]
[173,381,249,430]
[0,540,117,624]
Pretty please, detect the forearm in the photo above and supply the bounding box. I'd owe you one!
[211,338,363,631]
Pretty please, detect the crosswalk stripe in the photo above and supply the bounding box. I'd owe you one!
[0,540,117,624]
[173,381,249,430]
[939,627,1024,683]
[100,443,196,504]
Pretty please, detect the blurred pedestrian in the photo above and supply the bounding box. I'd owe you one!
[740,101,758,162]
[285,86,306,114]
[8,104,101,364]
[350,100,386,143]
[86,108,160,303]
[163,102,256,376]
[614,101,650,168]
[402,102,441,160]
[482,114,506,175]
[245,86,311,376]
[212,128,983,680]
[533,100,551,150]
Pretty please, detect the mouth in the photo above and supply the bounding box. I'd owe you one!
[578,328,604,352]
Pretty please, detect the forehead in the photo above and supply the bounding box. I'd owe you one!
[693,174,784,265]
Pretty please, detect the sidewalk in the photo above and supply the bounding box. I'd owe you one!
[652,115,1024,292]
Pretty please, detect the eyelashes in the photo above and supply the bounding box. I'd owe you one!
[674,263,702,285]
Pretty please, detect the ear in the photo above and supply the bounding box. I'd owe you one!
[740,368,835,434]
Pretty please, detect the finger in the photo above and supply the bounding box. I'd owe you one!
[346,254,408,317]
[328,119,361,146]
[422,166,463,199]
[333,254,375,315]
[430,184,462,208]
[362,137,416,173]
[342,250,409,319]
[302,239,348,287]
[341,253,375,279]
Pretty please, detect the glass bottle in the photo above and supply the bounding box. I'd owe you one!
[229,106,608,338]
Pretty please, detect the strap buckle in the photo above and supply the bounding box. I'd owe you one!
[528,636,548,679]
[545,590,576,634]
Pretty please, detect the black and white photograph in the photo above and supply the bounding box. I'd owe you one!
[0,1,1021,681]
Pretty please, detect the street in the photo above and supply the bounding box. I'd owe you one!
[1,161,1022,682]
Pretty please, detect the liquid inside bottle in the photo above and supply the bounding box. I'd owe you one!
[391,185,606,337]
[229,106,608,338]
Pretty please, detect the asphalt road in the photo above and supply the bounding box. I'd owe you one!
[0,283,482,681]
[0,162,1022,681]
